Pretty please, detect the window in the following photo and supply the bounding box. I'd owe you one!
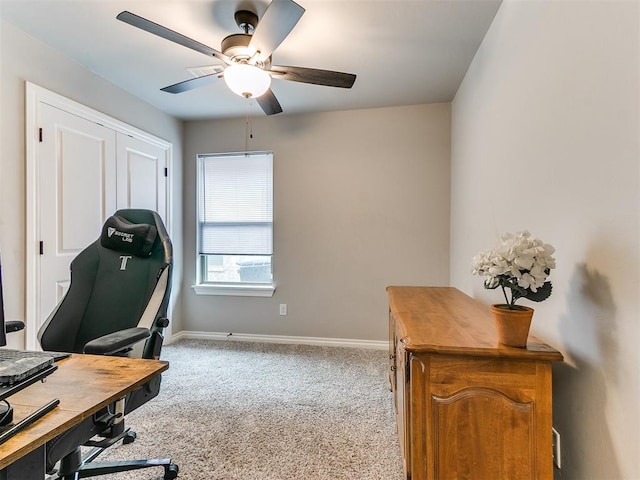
[194,151,274,297]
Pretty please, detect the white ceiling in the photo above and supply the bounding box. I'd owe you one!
[0,0,502,120]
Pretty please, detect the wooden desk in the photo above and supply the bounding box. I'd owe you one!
[387,286,563,480]
[0,354,168,479]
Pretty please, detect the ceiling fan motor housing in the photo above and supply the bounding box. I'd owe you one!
[234,10,258,34]
[221,33,252,61]
[221,33,271,68]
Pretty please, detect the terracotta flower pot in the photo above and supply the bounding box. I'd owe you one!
[490,304,534,348]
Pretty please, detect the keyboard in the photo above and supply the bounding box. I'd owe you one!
[0,349,55,386]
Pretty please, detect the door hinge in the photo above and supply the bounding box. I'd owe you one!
[38,128,43,142]
[39,241,44,255]
[164,167,168,177]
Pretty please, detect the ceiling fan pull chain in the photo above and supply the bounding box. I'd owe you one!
[245,113,249,153]
[245,101,251,153]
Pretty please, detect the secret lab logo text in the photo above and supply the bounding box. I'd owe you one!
[107,227,134,243]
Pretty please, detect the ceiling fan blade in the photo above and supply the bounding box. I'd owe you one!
[117,11,230,63]
[256,89,283,115]
[269,66,356,88]
[249,0,305,62]
[161,73,221,94]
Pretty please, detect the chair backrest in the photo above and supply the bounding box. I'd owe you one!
[38,209,172,359]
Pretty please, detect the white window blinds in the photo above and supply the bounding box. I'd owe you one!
[198,152,273,256]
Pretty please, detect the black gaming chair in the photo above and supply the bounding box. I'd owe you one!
[37,209,178,480]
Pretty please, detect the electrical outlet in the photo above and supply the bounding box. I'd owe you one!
[279,304,287,316]
[552,427,561,469]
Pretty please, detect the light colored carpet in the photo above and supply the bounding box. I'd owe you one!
[97,339,404,480]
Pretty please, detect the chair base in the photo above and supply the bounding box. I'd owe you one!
[59,459,178,480]
[49,428,178,480]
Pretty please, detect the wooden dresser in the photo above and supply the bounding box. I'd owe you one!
[387,286,563,480]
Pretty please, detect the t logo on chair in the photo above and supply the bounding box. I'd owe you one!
[119,255,132,271]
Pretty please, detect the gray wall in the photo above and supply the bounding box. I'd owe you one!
[182,104,451,341]
[0,20,184,346]
[451,1,639,478]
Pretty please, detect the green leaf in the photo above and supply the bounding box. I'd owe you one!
[524,282,553,302]
[484,279,499,290]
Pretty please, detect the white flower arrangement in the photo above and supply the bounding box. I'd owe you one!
[472,231,556,310]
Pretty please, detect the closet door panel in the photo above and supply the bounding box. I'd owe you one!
[38,103,117,336]
[116,134,167,220]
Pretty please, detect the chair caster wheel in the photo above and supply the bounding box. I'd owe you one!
[163,464,179,479]
[122,431,137,445]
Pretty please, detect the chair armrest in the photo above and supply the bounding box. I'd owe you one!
[83,327,150,355]
[5,320,25,333]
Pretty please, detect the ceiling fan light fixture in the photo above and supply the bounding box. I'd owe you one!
[224,64,271,98]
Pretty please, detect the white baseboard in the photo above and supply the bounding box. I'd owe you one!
[166,330,388,350]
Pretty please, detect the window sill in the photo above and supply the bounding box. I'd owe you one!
[192,283,276,297]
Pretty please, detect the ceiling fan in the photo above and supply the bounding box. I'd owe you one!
[116,0,357,115]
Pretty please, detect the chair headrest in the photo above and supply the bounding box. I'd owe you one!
[100,215,158,257]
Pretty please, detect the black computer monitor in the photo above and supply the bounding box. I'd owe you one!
[0,257,8,347]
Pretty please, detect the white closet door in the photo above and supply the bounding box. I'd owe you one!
[38,103,117,339]
[116,134,167,221]
[26,83,173,350]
